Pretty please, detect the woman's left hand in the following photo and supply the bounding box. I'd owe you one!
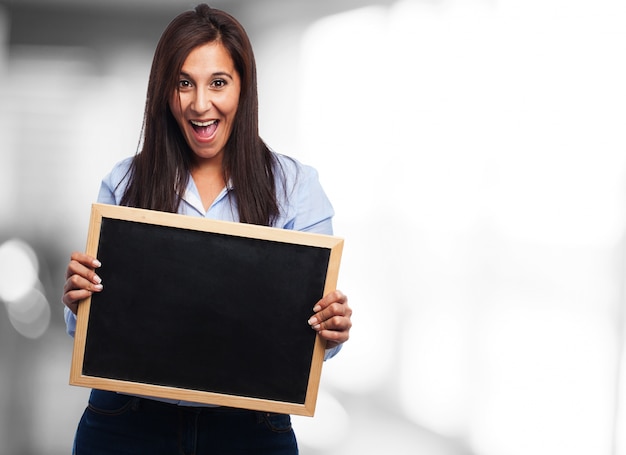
[308,290,352,349]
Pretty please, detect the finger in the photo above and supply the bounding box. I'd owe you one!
[318,319,351,348]
[70,251,101,268]
[66,260,103,286]
[312,290,347,313]
[316,313,352,332]
[308,301,352,329]
[62,274,103,314]
[64,274,103,295]
[309,290,348,325]
[309,290,352,349]
[318,327,350,346]
[66,252,101,279]
[62,289,94,314]
[62,287,95,304]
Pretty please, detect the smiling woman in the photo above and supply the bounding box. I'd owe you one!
[116,4,275,224]
[60,3,352,455]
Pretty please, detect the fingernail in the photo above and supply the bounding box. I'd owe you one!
[308,317,318,326]
[94,284,103,291]
[93,275,102,284]
[313,305,321,312]
[93,259,102,267]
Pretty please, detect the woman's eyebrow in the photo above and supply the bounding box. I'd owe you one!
[179,71,193,80]
[210,71,234,80]
[179,70,234,80]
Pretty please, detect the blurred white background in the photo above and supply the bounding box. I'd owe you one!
[1,0,625,454]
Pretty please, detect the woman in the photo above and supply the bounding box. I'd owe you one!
[62,4,352,454]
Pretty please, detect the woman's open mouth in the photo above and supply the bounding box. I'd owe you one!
[190,119,219,139]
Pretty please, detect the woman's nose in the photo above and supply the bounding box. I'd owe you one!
[193,89,212,112]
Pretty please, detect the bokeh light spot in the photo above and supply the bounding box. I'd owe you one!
[6,287,51,339]
[0,238,39,302]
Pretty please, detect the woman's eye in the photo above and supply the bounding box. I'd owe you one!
[211,79,227,88]
[178,80,192,89]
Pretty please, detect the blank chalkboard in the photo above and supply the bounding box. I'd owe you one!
[69,203,343,416]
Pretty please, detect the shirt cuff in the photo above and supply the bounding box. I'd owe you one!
[324,343,342,361]
[64,306,77,338]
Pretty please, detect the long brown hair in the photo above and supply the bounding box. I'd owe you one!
[121,4,280,226]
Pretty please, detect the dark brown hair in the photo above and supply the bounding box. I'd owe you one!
[121,4,279,226]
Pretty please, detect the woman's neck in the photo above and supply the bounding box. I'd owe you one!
[190,159,226,212]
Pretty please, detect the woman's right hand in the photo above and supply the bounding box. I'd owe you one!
[62,252,103,315]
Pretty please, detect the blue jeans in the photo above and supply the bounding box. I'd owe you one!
[72,390,299,454]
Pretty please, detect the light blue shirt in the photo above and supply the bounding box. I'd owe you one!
[95,153,336,233]
[64,152,341,405]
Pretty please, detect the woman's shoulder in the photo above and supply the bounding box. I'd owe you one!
[270,151,334,233]
[98,156,135,204]
[108,156,134,176]
[103,156,134,185]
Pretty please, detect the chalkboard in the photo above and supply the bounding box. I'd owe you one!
[69,203,343,416]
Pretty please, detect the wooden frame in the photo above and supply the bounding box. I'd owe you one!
[70,203,343,417]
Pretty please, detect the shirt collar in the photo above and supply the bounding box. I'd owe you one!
[180,176,233,216]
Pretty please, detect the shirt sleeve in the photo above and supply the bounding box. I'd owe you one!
[64,306,77,337]
[277,156,335,235]
[63,158,133,338]
[324,344,342,360]
[96,157,133,206]
[273,156,343,360]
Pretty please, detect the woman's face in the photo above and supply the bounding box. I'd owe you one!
[170,42,241,165]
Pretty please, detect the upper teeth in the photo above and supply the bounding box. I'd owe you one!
[191,120,217,127]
